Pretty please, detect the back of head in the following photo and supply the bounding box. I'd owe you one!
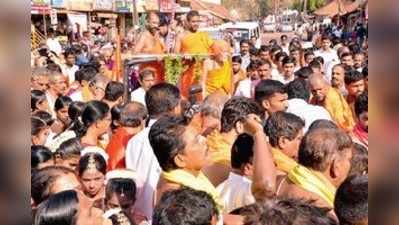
[34,190,79,225]
[231,198,337,225]
[294,66,313,79]
[89,74,110,89]
[32,67,50,79]
[355,92,368,118]
[152,188,218,225]
[231,134,254,170]
[33,111,55,127]
[286,78,311,101]
[264,112,305,148]
[105,177,137,203]
[75,67,97,83]
[254,80,286,104]
[104,81,124,102]
[334,175,368,225]
[221,97,263,133]
[263,198,337,225]
[344,70,364,86]
[56,138,82,159]
[119,102,148,127]
[308,119,338,131]
[298,128,340,172]
[31,166,76,205]
[31,145,53,170]
[31,117,47,136]
[349,143,368,176]
[201,92,229,119]
[145,83,180,118]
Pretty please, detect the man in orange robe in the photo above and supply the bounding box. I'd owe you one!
[174,10,214,98]
[134,12,166,83]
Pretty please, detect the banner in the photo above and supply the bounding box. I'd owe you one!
[51,0,65,8]
[68,13,88,34]
[31,0,51,11]
[115,0,133,13]
[67,0,93,11]
[93,0,114,11]
[159,0,176,13]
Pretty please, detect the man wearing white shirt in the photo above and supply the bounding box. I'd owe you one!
[125,83,181,220]
[315,35,339,74]
[46,28,62,56]
[239,40,251,70]
[254,80,288,119]
[235,62,259,98]
[61,49,79,85]
[217,134,255,213]
[285,78,331,133]
[353,51,366,73]
[130,69,155,107]
[46,72,68,117]
[277,56,296,85]
[280,35,290,54]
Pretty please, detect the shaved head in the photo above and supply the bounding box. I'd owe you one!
[309,74,330,103]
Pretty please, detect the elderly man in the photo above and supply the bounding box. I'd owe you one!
[309,73,355,131]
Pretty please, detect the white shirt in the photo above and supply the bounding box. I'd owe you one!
[125,119,161,220]
[234,78,252,98]
[69,90,84,102]
[46,92,57,118]
[46,38,62,56]
[276,74,295,85]
[315,49,339,74]
[241,54,251,70]
[217,172,255,214]
[131,87,146,107]
[324,60,339,85]
[61,64,79,85]
[287,98,332,133]
[271,68,282,81]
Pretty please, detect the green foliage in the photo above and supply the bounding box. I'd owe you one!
[164,56,185,85]
[291,0,326,12]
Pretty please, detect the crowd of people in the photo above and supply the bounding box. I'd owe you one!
[31,9,368,225]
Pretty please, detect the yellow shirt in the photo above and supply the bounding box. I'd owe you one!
[206,130,233,166]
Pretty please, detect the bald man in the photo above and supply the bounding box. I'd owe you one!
[309,74,355,131]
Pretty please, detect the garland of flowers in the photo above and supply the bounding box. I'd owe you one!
[164,56,183,85]
[164,55,207,85]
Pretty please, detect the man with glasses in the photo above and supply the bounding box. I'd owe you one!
[88,74,110,101]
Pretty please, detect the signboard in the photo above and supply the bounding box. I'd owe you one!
[115,0,133,13]
[159,0,176,13]
[50,9,58,25]
[31,0,51,11]
[68,13,88,34]
[145,0,159,11]
[67,0,93,11]
[93,0,114,11]
[51,0,65,8]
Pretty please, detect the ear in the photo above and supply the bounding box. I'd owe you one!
[234,120,244,134]
[261,99,270,111]
[31,136,39,145]
[330,157,339,180]
[278,137,288,150]
[173,153,186,169]
[243,163,253,177]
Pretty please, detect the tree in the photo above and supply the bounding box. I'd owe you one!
[291,0,326,12]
